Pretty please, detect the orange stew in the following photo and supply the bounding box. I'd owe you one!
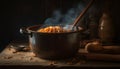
[37,26,70,33]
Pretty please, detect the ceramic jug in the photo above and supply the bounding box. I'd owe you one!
[99,11,115,45]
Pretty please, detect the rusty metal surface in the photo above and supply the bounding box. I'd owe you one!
[0,43,120,68]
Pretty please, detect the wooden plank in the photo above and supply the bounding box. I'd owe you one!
[0,43,120,67]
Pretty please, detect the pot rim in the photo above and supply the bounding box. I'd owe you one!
[26,24,83,34]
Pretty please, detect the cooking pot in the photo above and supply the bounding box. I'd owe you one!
[20,24,83,60]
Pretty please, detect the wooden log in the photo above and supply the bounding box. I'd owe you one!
[79,53,120,62]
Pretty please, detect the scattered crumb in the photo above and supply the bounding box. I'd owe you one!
[23,47,30,51]
[49,61,57,65]
[4,56,13,59]
[31,52,37,57]
[66,58,77,65]
[16,52,21,55]
[29,57,33,61]
[8,47,11,51]
[49,63,54,66]
[12,50,17,53]
[52,61,57,64]
[10,48,18,53]
[49,62,54,66]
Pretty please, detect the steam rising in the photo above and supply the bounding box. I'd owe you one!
[44,2,86,25]
[43,0,103,31]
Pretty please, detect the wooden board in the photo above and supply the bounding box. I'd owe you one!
[0,44,120,68]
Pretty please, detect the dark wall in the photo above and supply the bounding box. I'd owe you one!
[1,0,120,47]
[110,0,120,43]
[2,0,86,48]
[2,0,82,41]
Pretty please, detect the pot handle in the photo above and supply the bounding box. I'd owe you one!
[20,27,32,35]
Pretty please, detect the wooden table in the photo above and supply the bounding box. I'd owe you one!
[0,43,120,69]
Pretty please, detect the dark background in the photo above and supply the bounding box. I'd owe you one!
[1,0,120,51]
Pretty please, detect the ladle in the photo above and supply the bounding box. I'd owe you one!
[72,0,95,29]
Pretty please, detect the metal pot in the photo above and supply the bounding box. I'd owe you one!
[20,24,83,60]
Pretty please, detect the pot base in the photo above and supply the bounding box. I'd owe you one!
[34,52,78,60]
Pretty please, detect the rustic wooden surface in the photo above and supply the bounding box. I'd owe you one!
[0,43,120,68]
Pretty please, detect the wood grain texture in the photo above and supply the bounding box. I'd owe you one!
[0,44,120,68]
